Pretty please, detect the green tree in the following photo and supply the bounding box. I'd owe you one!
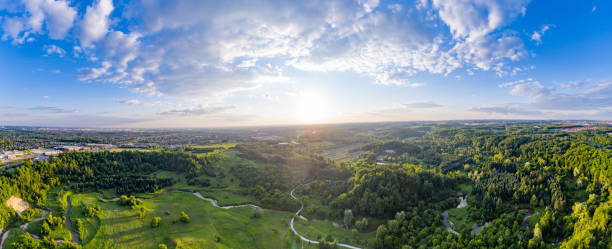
[355,217,368,231]
[343,209,353,229]
[251,206,263,218]
[41,221,51,235]
[151,217,161,228]
[180,211,190,223]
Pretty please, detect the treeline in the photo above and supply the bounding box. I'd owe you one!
[0,150,218,230]
[323,163,461,218]
[229,142,352,211]
[361,124,612,248]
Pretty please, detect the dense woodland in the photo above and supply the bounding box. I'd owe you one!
[0,151,218,232]
[1,123,611,248]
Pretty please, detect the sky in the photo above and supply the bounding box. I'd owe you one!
[0,0,611,128]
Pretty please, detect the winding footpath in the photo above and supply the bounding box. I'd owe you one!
[289,186,362,249]
[442,195,535,236]
[1,186,362,249]
[65,196,81,244]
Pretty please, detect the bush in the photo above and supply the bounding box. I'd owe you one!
[151,217,161,228]
[158,244,168,249]
[179,211,190,223]
[83,204,102,217]
[41,222,51,235]
[119,195,142,208]
[252,207,263,218]
[355,217,368,231]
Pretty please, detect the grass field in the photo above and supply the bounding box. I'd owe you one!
[1,229,22,249]
[24,187,72,241]
[64,191,297,249]
[293,218,375,248]
[447,207,474,234]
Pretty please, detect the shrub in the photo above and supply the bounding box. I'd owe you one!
[151,217,161,228]
[179,211,190,223]
[355,217,368,231]
[251,207,263,218]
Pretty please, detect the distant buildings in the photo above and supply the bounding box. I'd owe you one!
[54,145,82,151]
[0,150,24,161]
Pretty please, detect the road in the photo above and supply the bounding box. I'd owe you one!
[0,161,24,170]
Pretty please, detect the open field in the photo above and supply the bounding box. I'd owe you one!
[293,218,375,248]
[447,207,474,234]
[65,191,296,249]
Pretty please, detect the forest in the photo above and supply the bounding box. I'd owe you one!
[0,122,610,249]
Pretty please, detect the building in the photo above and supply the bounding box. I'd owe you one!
[54,146,82,151]
[1,151,24,160]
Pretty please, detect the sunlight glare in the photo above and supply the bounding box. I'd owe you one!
[295,91,331,123]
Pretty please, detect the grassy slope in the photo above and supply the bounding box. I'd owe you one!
[447,207,474,234]
[293,218,375,248]
[68,191,295,249]
[25,187,72,241]
[1,229,22,249]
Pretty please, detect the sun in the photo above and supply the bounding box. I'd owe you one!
[295,91,331,123]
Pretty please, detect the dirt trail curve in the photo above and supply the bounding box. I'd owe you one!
[0,229,8,249]
[2,187,362,248]
[289,185,362,249]
[65,196,82,244]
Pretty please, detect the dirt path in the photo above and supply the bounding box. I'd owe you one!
[3,187,362,248]
[65,196,81,244]
[0,229,9,249]
[288,185,362,249]
[442,195,467,235]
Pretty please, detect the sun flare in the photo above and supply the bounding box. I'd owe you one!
[295,91,331,123]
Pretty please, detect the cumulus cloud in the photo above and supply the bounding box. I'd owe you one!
[499,78,550,97]
[77,0,113,46]
[0,0,76,43]
[531,25,551,45]
[2,0,534,99]
[431,0,528,39]
[158,105,236,116]
[404,101,442,108]
[119,99,142,106]
[474,79,612,118]
[43,44,66,57]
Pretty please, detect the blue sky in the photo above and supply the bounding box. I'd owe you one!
[0,0,610,128]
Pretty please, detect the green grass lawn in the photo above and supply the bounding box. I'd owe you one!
[2,229,23,249]
[447,207,475,234]
[293,218,375,248]
[66,191,297,249]
[150,150,265,206]
[457,184,473,195]
[24,187,73,241]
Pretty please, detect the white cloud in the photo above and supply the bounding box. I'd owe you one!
[471,104,542,115]
[2,0,535,100]
[119,99,142,106]
[0,0,76,43]
[78,0,113,46]
[499,78,550,97]
[28,105,78,113]
[158,105,236,116]
[531,25,551,45]
[43,44,66,57]
[404,101,442,108]
[431,0,529,39]
[475,79,612,118]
